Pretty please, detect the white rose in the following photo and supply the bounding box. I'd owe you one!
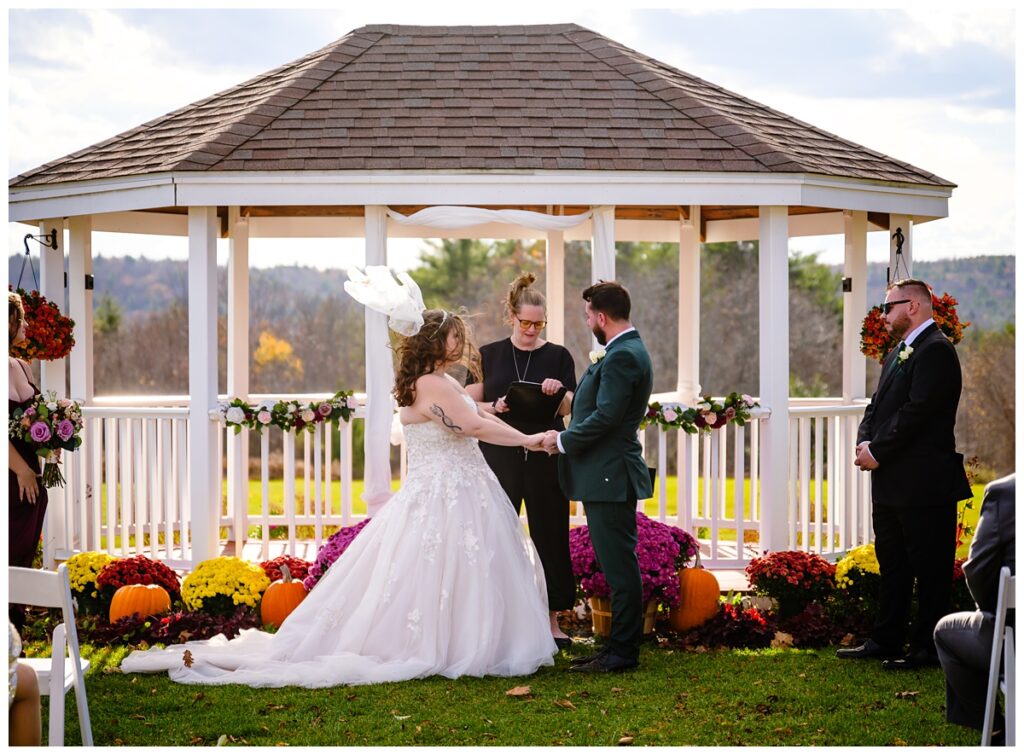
[346,396,358,409]
[742,394,754,406]
[588,348,606,364]
[225,407,246,424]
[46,401,58,411]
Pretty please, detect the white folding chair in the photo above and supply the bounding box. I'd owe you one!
[9,564,93,746]
[982,566,1015,746]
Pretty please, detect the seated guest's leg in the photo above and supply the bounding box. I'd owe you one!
[9,662,41,746]
[934,609,998,730]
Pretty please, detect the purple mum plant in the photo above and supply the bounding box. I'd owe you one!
[304,519,371,590]
[569,512,699,609]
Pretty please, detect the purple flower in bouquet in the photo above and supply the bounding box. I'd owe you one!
[304,519,371,590]
[30,421,51,443]
[25,407,36,417]
[57,419,75,441]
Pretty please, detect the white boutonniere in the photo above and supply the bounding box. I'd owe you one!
[588,348,606,365]
[897,344,914,365]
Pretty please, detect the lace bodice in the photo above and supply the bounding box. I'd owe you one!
[403,395,488,474]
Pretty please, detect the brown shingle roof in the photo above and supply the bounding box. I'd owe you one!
[9,23,953,188]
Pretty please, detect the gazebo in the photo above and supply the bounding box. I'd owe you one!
[9,24,953,571]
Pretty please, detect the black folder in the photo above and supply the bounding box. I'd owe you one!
[504,381,567,424]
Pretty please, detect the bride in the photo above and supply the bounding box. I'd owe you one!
[122,303,557,686]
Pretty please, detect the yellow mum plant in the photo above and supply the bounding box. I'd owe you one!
[832,543,881,619]
[181,556,271,617]
[65,551,119,614]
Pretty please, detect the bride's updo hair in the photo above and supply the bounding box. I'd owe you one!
[504,272,546,323]
[393,309,481,407]
[9,291,25,344]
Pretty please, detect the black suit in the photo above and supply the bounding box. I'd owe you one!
[934,474,1015,730]
[857,321,972,654]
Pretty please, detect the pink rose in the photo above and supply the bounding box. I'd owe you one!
[704,412,718,426]
[57,419,75,441]
[662,408,678,423]
[724,407,736,420]
[318,402,332,417]
[301,409,316,423]
[30,421,51,443]
[257,410,272,425]
[345,397,358,409]
[25,407,36,417]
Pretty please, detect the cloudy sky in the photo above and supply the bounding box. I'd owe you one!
[6,6,1016,271]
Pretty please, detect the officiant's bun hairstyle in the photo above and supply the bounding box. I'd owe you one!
[504,273,546,322]
[393,309,481,407]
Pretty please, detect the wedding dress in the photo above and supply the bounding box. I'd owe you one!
[122,396,556,686]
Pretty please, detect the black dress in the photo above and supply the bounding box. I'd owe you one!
[477,339,577,611]
[8,361,48,631]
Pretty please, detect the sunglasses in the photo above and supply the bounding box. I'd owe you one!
[515,317,546,331]
[880,299,911,315]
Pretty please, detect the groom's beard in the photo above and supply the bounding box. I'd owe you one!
[591,325,608,345]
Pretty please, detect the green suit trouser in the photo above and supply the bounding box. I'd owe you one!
[584,499,642,661]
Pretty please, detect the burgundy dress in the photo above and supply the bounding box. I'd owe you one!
[8,363,48,630]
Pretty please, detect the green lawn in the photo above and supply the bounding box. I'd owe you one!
[34,641,979,746]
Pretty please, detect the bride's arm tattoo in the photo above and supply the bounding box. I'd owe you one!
[430,404,464,434]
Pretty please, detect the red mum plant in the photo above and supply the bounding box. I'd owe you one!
[259,555,312,583]
[860,290,970,363]
[96,555,181,601]
[745,550,836,618]
[8,287,76,361]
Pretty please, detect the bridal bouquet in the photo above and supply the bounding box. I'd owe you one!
[8,390,84,488]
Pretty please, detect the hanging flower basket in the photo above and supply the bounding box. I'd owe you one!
[859,291,969,363]
[8,286,76,361]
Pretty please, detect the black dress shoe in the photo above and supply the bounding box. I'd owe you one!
[836,639,901,660]
[569,652,638,673]
[881,650,940,671]
[570,648,609,666]
[553,637,573,652]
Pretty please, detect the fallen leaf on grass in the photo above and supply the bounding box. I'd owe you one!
[129,714,146,720]
[189,736,204,745]
[770,631,794,649]
[182,650,194,668]
[610,687,624,693]
[216,735,228,747]
[617,735,634,745]
[393,714,411,721]
[506,685,532,698]
[891,738,908,746]
[553,699,577,710]
[113,739,124,746]
[275,742,289,747]
[266,703,287,711]
[895,690,919,699]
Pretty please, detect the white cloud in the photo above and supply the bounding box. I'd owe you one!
[891,9,1015,56]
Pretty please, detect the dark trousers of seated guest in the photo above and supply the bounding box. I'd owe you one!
[934,609,1004,731]
[480,443,575,611]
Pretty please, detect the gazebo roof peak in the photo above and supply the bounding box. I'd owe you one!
[10,22,952,189]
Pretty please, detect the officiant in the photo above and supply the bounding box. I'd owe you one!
[467,273,577,648]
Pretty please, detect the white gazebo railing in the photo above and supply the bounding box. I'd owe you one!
[51,396,869,570]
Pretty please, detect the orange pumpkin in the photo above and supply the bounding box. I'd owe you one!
[669,553,721,631]
[109,584,172,623]
[260,564,307,629]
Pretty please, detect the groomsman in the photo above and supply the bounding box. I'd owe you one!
[838,278,972,669]
[543,281,654,673]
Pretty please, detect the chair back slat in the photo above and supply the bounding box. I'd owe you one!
[8,565,67,609]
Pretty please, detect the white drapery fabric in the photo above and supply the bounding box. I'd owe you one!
[386,206,599,231]
[362,206,394,516]
[590,205,616,284]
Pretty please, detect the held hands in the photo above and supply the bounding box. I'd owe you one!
[854,441,879,471]
[541,430,561,455]
[524,433,547,453]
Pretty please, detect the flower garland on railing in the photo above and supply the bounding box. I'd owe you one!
[641,392,759,433]
[8,286,76,361]
[860,291,969,363]
[214,390,358,434]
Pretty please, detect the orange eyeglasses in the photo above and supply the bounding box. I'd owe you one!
[515,317,547,330]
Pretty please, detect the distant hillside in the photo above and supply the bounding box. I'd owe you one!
[829,255,1014,331]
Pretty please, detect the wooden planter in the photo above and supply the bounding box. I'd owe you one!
[589,596,658,637]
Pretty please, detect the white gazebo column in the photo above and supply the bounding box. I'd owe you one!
[758,206,790,553]
[39,219,66,567]
[67,216,95,553]
[545,229,565,346]
[842,211,868,402]
[677,205,701,402]
[362,205,394,517]
[888,214,914,281]
[590,206,616,284]
[68,217,94,403]
[226,207,250,554]
[188,207,221,563]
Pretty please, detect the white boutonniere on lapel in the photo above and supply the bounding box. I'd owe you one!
[588,348,606,365]
[897,344,914,365]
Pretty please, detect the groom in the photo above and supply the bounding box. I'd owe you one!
[542,281,653,673]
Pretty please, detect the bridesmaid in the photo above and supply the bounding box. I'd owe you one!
[467,273,577,649]
[8,292,48,631]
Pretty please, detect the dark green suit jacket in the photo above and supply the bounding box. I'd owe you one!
[558,330,654,502]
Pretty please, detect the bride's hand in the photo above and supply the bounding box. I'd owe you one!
[523,433,546,452]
